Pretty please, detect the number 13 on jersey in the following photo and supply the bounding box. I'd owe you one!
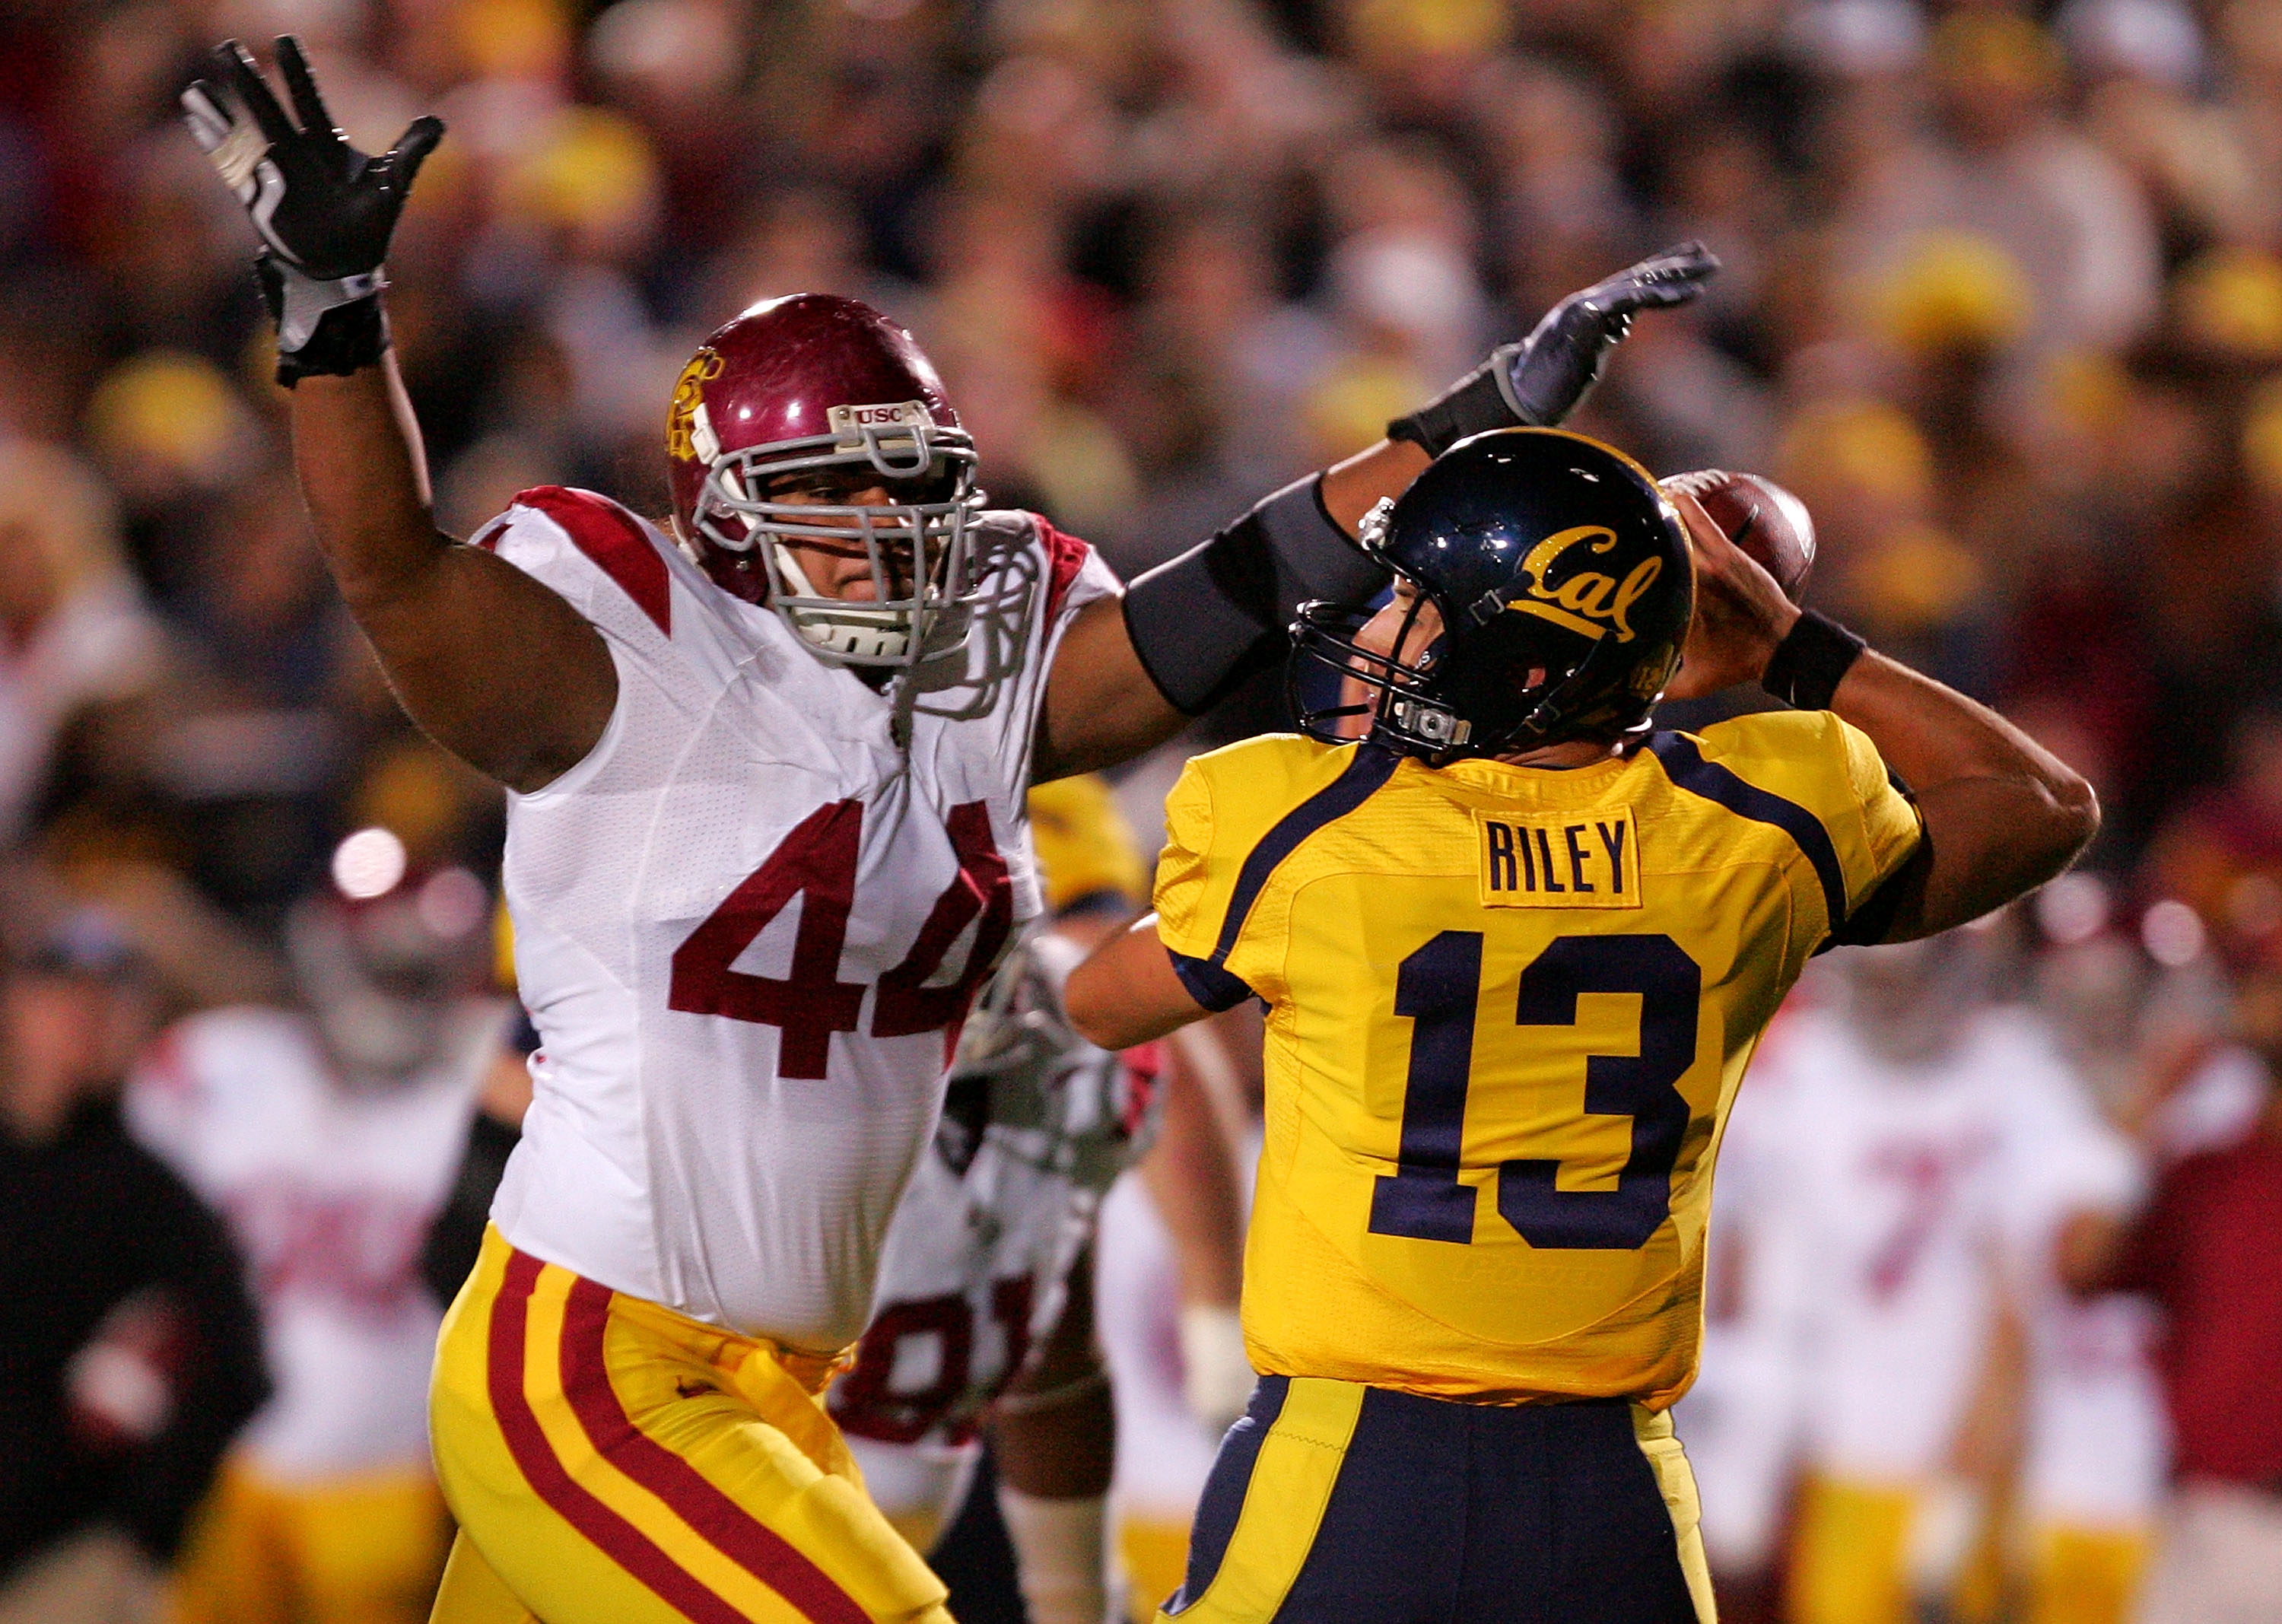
[1368,930,1702,1252]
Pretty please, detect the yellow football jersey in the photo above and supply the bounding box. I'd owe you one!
[1152,712,1922,1409]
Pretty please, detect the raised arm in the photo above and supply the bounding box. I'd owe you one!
[184,38,613,793]
[1666,489,2099,939]
[1035,243,1721,780]
[1031,436,1429,781]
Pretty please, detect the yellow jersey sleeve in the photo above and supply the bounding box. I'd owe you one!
[1838,713,1924,893]
[1152,755,1224,963]
[1152,736,1384,1009]
[1684,709,1924,945]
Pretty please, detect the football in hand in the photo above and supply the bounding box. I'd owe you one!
[1660,469,1816,602]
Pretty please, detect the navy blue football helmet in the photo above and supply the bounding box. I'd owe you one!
[1290,427,1693,759]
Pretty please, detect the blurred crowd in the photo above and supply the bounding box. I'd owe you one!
[5,0,2282,969]
[2,0,2281,1621]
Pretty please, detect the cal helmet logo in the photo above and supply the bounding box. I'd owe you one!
[666,350,724,462]
[829,400,935,446]
[1508,526,1664,644]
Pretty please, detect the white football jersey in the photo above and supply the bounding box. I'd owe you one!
[1996,1068,2164,1527]
[481,488,1117,1351]
[1747,1006,2055,1484]
[833,937,1158,1504]
[127,1003,500,1481]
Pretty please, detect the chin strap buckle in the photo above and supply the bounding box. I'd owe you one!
[1387,696,1470,748]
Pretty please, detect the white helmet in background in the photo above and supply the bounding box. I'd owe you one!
[287,827,489,1082]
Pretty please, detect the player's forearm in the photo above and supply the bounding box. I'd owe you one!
[1066,914,1214,1050]
[1139,1059,1246,1308]
[289,354,451,609]
[1830,650,2098,933]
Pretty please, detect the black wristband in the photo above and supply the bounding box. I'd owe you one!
[1762,609,1866,711]
[1123,474,1389,714]
[1387,348,1528,457]
[257,256,392,386]
[274,295,390,386]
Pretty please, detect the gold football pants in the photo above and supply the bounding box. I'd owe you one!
[427,1227,952,1624]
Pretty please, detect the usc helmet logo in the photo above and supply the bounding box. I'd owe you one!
[666,350,725,462]
[1509,526,1663,644]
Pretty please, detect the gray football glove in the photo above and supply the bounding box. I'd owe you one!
[1390,241,1721,454]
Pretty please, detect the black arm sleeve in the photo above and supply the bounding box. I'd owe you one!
[1120,474,1390,715]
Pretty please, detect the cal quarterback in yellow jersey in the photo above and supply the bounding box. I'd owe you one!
[1068,428,2098,1624]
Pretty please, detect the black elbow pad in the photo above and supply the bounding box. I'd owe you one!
[1122,475,1389,714]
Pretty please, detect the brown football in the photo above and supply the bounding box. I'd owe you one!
[1660,469,1816,602]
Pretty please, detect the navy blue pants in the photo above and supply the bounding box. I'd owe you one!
[1160,1376,1708,1623]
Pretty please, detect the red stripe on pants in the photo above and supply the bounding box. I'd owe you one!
[484,1250,755,1624]
[557,1278,872,1624]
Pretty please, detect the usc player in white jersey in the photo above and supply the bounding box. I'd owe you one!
[127,839,507,1624]
[182,36,1713,1622]
[2001,1083,2162,1624]
[2005,926,2169,1624]
[1741,935,2089,1624]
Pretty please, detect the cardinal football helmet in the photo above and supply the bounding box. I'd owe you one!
[1291,427,1693,758]
[664,293,984,666]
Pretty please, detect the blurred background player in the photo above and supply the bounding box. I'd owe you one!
[2061,930,2282,1624]
[0,911,268,1624]
[2004,905,2168,1624]
[1742,928,2153,1624]
[127,830,507,1624]
[1746,932,2040,1624]
[1684,907,2175,1624]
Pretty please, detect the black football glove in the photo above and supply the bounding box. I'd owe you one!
[1390,241,1721,456]
[181,37,443,383]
